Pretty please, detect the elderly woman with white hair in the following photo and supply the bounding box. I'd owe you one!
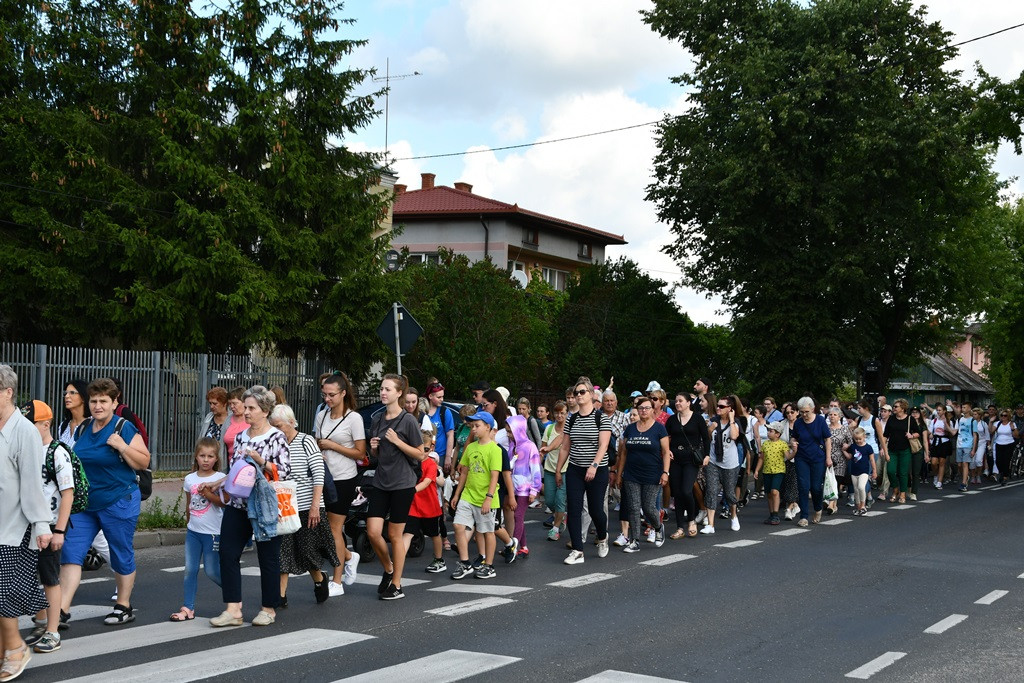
[268,404,338,606]
[206,385,290,628]
[789,397,832,527]
[826,408,853,514]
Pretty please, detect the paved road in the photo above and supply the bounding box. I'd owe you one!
[24,480,1024,682]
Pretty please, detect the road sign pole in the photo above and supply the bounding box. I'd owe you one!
[392,301,402,374]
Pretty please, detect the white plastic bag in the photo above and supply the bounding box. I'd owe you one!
[272,479,301,535]
[823,467,839,502]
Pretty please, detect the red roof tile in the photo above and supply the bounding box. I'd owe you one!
[393,185,627,245]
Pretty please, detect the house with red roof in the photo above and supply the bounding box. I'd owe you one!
[390,173,627,291]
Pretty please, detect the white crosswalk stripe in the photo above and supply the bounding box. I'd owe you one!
[62,628,373,683]
[424,597,516,616]
[333,649,520,682]
[575,670,687,682]
[18,604,110,630]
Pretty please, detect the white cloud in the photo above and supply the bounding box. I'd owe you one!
[491,113,528,143]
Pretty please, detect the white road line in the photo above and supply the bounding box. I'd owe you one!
[547,573,618,589]
[28,618,250,668]
[924,614,968,634]
[714,539,762,549]
[861,510,886,517]
[993,480,1024,490]
[424,597,515,616]
[963,490,981,495]
[819,518,852,525]
[161,566,186,573]
[79,577,113,584]
[640,553,697,566]
[1018,571,1024,579]
[978,484,1000,490]
[333,649,520,682]
[18,604,110,630]
[845,651,906,679]
[428,584,531,596]
[918,499,941,504]
[889,504,915,510]
[64,628,371,682]
[576,671,686,682]
[771,528,809,536]
[524,519,540,524]
[975,590,1009,605]
[944,494,964,499]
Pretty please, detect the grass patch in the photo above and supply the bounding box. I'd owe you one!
[137,492,187,530]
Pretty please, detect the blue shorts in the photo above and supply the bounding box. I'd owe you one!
[955,447,973,464]
[62,489,141,575]
[763,472,785,493]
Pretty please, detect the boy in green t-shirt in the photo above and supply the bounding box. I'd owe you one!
[760,422,793,526]
[449,412,502,580]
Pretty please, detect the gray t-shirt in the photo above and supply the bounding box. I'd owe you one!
[370,411,423,491]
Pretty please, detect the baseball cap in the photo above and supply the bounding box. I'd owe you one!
[21,400,53,423]
[767,421,784,434]
[629,391,642,398]
[645,381,662,393]
[466,411,497,429]
[495,386,510,404]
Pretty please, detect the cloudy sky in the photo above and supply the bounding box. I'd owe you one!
[343,1,1024,324]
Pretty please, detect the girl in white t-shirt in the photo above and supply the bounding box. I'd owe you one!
[171,437,226,621]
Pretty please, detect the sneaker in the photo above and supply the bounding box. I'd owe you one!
[793,505,801,518]
[699,526,716,535]
[377,570,393,595]
[547,527,560,541]
[959,484,968,492]
[846,494,855,507]
[933,476,939,487]
[783,508,795,521]
[529,500,542,508]
[327,581,345,597]
[909,493,917,501]
[613,533,628,547]
[544,506,552,514]
[654,527,665,548]
[866,495,874,508]
[33,632,61,654]
[645,528,656,543]
[503,538,519,564]
[694,510,707,525]
[425,558,448,573]
[769,514,781,525]
[475,564,497,580]
[564,550,585,565]
[24,624,46,646]
[730,516,740,532]
[763,515,774,525]
[597,539,609,558]
[58,610,70,632]
[342,553,360,586]
[379,584,405,600]
[313,576,330,604]
[517,547,530,557]
[471,554,485,569]
[797,518,809,527]
[623,540,640,553]
[718,509,730,520]
[543,516,555,528]
[279,594,288,609]
[935,482,942,490]
[451,562,474,580]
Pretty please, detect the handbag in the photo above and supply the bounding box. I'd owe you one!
[676,414,705,467]
[909,436,923,454]
[266,464,301,536]
[224,457,258,499]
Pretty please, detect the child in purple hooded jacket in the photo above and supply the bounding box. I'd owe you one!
[507,415,543,555]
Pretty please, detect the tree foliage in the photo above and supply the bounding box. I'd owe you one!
[643,0,1024,398]
[981,200,1024,405]
[0,0,390,375]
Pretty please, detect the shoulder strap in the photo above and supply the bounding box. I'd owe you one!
[73,417,93,441]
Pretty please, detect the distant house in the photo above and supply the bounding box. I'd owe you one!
[390,173,627,291]
[888,326,995,407]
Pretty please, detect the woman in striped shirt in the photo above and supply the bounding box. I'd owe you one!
[269,404,338,606]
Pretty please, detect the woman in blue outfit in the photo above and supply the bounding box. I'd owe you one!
[789,397,831,527]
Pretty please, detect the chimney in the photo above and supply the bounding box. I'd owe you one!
[454,182,473,193]
[421,173,435,190]
[394,184,406,195]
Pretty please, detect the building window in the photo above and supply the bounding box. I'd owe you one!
[522,227,539,246]
[578,242,592,259]
[542,267,568,291]
[408,252,439,265]
[507,260,525,272]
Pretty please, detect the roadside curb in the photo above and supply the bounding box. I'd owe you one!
[134,529,186,549]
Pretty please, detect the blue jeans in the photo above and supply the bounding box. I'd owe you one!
[183,529,221,611]
[795,458,825,519]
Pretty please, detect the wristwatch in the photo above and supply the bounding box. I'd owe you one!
[52,529,66,535]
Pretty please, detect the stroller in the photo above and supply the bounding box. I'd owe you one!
[344,468,424,563]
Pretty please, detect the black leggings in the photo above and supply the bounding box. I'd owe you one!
[996,442,1015,481]
[565,464,608,550]
[670,459,700,528]
[220,505,282,608]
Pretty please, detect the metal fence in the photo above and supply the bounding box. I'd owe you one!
[2,343,333,471]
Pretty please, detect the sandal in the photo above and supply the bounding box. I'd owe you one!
[888,494,897,503]
[103,604,135,626]
[169,607,195,622]
[670,529,686,540]
[1,644,31,682]
[898,495,906,504]
[688,522,698,537]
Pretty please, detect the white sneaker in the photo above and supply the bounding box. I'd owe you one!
[933,476,939,487]
[612,533,628,547]
[783,508,794,521]
[327,580,345,597]
[645,529,656,543]
[342,554,360,586]
[529,500,542,509]
[793,505,801,518]
[694,510,707,525]
[564,550,585,565]
[597,539,609,558]
[700,525,716,535]
[730,516,740,532]
[935,482,942,490]
[909,493,917,501]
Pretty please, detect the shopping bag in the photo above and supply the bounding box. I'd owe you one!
[273,478,301,535]
[823,466,839,502]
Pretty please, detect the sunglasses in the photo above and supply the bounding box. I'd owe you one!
[573,389,589,396]
[716,404,730,409]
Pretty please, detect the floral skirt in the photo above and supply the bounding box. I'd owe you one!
[0,528,47,618]
[279,509,340,575]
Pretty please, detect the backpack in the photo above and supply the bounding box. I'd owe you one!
[114,404,150,448]
[45,441,90,514]
[75,417,153,500]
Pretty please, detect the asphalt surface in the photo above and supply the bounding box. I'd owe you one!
[24,479,1024,682]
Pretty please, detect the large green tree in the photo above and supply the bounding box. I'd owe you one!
[981,199,1024,405]
[0,0,390,375]
[643,0,1023,398]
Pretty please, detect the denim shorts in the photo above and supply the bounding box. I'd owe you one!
[61,489,141,575]
[955,447,974,464]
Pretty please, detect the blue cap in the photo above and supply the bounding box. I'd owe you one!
[629,391,642,398]
[466,411,496,429]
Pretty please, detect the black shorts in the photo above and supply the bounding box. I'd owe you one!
[931,441,951,459]
[405,514,441,538]
[325,476,358,516]
[38,545,61,587]
[367,486,416,525]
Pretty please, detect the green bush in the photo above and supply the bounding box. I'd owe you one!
[137,492,186,530]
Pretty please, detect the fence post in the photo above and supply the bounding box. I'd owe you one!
[198,353,209,431]
[149,351,162,471]
[34,344,47,400]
